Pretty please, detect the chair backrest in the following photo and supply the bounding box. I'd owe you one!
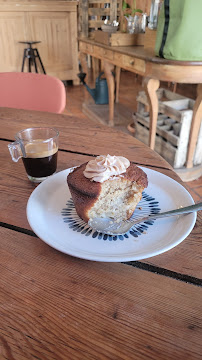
[0,72,66,113]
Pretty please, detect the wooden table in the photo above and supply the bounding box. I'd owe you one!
[0,108,201,359]
[79,38,202,171]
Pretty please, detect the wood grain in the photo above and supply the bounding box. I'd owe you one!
[143,77,160,149]
[1,108,202,359]
[103,60,115,126]
[0,11,27,72]
[79,38,202,170]
[0,1,79,82]
[0,226,201,360]
[144,211,202,279]
[1,142,201,279]
[0,107,176,171]
[79,38,202,67]
[79,0,121,38]
[186,84,202,168]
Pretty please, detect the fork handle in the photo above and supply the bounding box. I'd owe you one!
[136,202,202,223]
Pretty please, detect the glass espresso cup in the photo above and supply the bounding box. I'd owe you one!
[8,127,59,183]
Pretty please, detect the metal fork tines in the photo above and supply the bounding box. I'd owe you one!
[88,202,202,235]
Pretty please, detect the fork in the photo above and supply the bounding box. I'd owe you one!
[88,202,202,235]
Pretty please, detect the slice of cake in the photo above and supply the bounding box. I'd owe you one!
[67,154,148,223]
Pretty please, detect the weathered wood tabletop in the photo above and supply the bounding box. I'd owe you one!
[0,108,201,360]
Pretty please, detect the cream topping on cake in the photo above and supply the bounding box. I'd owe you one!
[83,154,130,182]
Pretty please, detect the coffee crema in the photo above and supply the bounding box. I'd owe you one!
[22,141,58,178]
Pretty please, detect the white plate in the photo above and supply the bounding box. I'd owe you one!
[26,167,196,262]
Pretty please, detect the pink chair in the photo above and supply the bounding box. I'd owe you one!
[0,72,66,113]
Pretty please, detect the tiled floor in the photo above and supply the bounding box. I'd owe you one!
[64,71,202,202]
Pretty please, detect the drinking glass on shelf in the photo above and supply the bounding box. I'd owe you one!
[125,15,142,34]
[148,0,162,30]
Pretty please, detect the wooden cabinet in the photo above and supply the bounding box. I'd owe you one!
[0,1,79,83]
[0,11,27,71]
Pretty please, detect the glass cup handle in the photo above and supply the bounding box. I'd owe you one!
[8,141,24,162]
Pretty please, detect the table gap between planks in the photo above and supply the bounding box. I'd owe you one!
[0,108,201,359]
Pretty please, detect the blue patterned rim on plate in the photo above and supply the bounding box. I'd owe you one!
[61,192,160,241]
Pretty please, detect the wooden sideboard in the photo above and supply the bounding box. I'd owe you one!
[79,38,202,180]
[0,0,79,83]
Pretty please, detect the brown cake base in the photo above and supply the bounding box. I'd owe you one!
[67,162,148,223]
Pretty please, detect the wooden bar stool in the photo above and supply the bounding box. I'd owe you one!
[19,41,46,74]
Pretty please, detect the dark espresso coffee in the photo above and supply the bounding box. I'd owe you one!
[22,142,58,178]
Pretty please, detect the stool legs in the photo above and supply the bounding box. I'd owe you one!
[33,57,38,73]
[21,46,46,74]
[35,49,46,74]
[21,49,27,72]
[29,48,38,73]
[33,49,38,73]
[28,51,32,72]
